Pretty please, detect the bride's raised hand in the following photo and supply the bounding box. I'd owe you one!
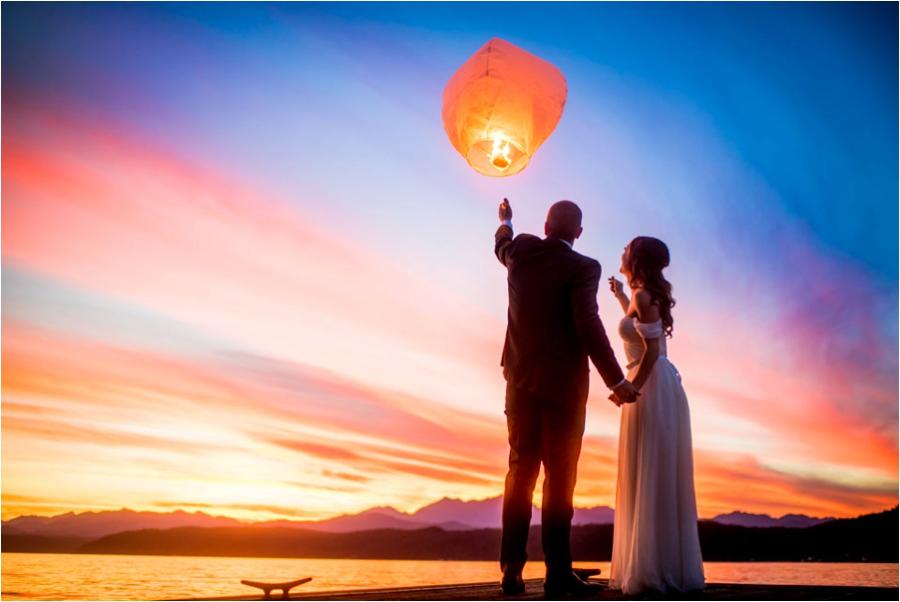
[609,276,630,314]
[608,276,624,296]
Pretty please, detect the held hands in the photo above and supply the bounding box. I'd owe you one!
[609,380,640,407]
[499,198,513,223]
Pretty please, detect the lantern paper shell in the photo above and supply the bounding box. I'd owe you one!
[442,38,567,177]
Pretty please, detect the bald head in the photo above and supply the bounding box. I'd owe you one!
[545,200,583,243]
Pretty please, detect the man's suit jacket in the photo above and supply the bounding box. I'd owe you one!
[495,224,625,404]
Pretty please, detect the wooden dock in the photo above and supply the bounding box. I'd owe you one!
[175,578,898,601]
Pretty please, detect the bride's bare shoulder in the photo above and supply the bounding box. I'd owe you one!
[632,288,660,323]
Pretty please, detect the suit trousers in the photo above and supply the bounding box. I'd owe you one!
[500,381,586,576]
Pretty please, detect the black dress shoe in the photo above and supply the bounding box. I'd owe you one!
[544,571,603,597]
[501,572,526,596]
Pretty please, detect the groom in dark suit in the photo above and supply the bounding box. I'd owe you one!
[495,198,638,596]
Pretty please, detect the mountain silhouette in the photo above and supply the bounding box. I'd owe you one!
[2,495,613,539]
[2,508,243,538]
[55,507,895,562]
[412,497,502,528]
[411,496,614,528]
[711,511,831,529]
[3,495,842,541]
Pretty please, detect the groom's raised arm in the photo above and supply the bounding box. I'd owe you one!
[494,198,515,267]
[571,259,626,388]
[495,223,514,267]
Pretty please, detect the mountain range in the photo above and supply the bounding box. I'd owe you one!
[2,495,832,540]
[5,507,894,563]
[710,511,831,529]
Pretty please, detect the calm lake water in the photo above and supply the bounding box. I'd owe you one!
[1,554,897,600]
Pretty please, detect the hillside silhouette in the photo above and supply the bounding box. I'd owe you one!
[40,507,893,562]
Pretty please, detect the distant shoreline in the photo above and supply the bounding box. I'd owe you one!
[3,550,898,564]
[4,509,897,563]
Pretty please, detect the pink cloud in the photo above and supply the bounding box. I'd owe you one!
[3,107,503,417]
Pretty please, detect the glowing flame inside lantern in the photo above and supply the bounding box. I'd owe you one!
[490,134,512,171]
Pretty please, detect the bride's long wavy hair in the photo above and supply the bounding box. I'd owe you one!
[625,236,675,338]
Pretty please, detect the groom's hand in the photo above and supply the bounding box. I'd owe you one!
[499,198,512,223]
[611,380,640,405]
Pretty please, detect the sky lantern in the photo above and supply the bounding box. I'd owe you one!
[442,38,568,177]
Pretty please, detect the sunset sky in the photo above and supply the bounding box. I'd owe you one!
[2,3,897,522]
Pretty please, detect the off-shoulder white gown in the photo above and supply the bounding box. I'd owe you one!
[608,317,705,594]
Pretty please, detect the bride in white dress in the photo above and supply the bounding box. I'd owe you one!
[606,236,705,594]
